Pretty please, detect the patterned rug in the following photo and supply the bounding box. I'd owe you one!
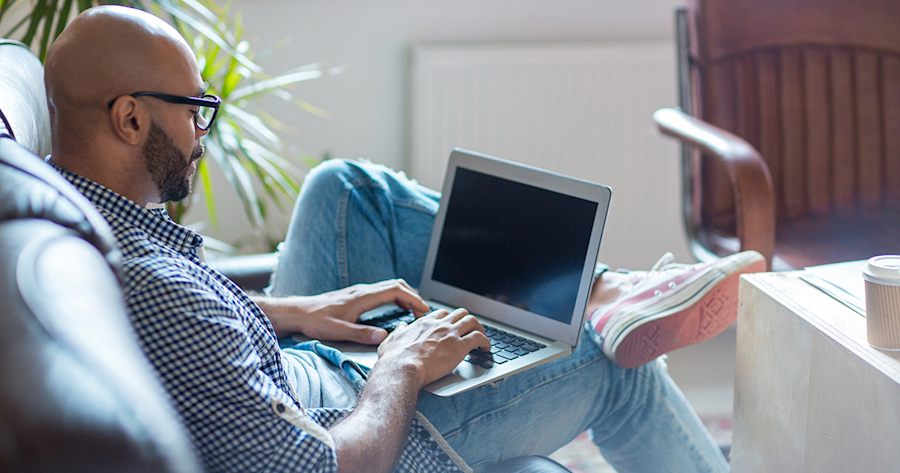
[548,415,733,472]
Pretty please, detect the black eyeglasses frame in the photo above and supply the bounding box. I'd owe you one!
[107,92,222,131]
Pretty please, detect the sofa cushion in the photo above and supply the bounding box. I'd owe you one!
[0,40,51,158]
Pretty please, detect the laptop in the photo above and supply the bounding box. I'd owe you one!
[295,149,612,396]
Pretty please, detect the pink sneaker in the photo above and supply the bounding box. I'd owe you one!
[588,251,766,368]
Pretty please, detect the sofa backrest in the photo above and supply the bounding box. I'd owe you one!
[0,136,202,471]
[0,40,51,158]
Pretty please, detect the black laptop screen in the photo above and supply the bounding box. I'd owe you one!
[431,167,598,324]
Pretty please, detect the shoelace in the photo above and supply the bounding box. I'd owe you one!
[629,252,695,279]
[649,252,676,272]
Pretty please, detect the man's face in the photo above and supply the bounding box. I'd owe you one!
[142,120,204,203]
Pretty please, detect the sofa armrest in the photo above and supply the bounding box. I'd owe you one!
[207,252,278,293]
[653,107,776,269]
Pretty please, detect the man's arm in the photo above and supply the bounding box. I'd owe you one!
[251,279,430,342]
[125,260,344,471]
[328,309,490,473]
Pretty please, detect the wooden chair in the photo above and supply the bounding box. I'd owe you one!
[654,0,900,270]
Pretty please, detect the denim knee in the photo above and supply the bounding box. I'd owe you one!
[301,159,361,196]
[305,158,405,197]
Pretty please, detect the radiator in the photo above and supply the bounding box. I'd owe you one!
[408,41,693,270]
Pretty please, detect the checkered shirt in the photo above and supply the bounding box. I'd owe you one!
[51,162,465,473]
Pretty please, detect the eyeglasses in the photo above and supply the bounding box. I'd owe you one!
[107,92,222,131]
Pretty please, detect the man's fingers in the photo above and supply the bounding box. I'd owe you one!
[446,308,470,323]
[328,318,388,345]
[430,308,450,319]
[356,279,430,318]
[384,278,430,316]
[453,309,491,351]
[462,330,491,352]
[377,278,414,292]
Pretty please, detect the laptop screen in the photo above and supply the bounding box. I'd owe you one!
[431,167,599,324]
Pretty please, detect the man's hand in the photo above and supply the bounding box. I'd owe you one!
[376,308,491,388]
[329,308,489,473]
[251,279,431,343]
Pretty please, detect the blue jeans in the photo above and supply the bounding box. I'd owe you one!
[269,159,728,473]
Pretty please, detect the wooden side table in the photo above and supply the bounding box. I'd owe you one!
[733,272,900,472]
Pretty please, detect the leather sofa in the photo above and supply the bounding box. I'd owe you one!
[0,132,203,472]
[0,39,202,472]
[0,38,571,473]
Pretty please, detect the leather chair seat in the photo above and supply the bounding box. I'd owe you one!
[700,209,900,271]
[773,211,900,270]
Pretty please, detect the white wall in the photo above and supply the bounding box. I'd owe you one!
[2,0,694,263]
[190,0,694,267]
[235,0,684,170]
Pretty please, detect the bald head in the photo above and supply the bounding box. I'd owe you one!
[46,6,198,113]
[45,6,207,206]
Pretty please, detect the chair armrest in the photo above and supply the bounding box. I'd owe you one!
[207,252,278,293]
[653,107,775,268]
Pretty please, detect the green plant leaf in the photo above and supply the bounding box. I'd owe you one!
[1,9,31,38]
[4,0,336,249]
[0,0,17,20]
[228,153,264,225]
[229,66,342,102]
[76,0,92,14]
[152,0,261,72]
[221,49,247,97]
[173,0,217,25]
[190,157,214,228]
[209,119,265,226]
[222,103,282,149]
[239,139,300,199]
[254,36,290,61]
[270,89,330,119]
[52,0,74,43]
[36,0,59,60]
[22,0,49,45]
[200,134,237,204]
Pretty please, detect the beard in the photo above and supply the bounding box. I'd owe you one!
[142,121,205,203]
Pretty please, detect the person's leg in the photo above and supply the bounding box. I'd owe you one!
[269,159,726,472]
[587,251,765,368]
[416,333,728,473]
[267,159,440,297]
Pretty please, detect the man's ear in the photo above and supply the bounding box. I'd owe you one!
[109,98,146,146]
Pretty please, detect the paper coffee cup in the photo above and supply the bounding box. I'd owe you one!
[863,255,900,350]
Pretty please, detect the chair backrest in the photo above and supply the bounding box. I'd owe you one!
[682,0,900,241]
[0,136,203,472]
[0,40,51,158]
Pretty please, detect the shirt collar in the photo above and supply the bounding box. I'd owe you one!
[47,158,203,254]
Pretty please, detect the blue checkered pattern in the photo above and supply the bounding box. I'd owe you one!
[52,162,464,473]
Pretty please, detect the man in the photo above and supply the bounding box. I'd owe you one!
[44,6,763,472]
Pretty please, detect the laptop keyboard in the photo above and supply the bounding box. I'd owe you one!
[359,307,417,332]
[359,308,547,368]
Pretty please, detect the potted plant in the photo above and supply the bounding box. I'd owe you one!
[0,0,342,252]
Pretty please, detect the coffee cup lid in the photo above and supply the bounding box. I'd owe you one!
[863,255,900,286]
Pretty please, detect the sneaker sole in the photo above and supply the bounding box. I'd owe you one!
[611,256,766,369]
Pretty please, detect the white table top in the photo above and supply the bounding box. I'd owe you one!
[742,271,900,383]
